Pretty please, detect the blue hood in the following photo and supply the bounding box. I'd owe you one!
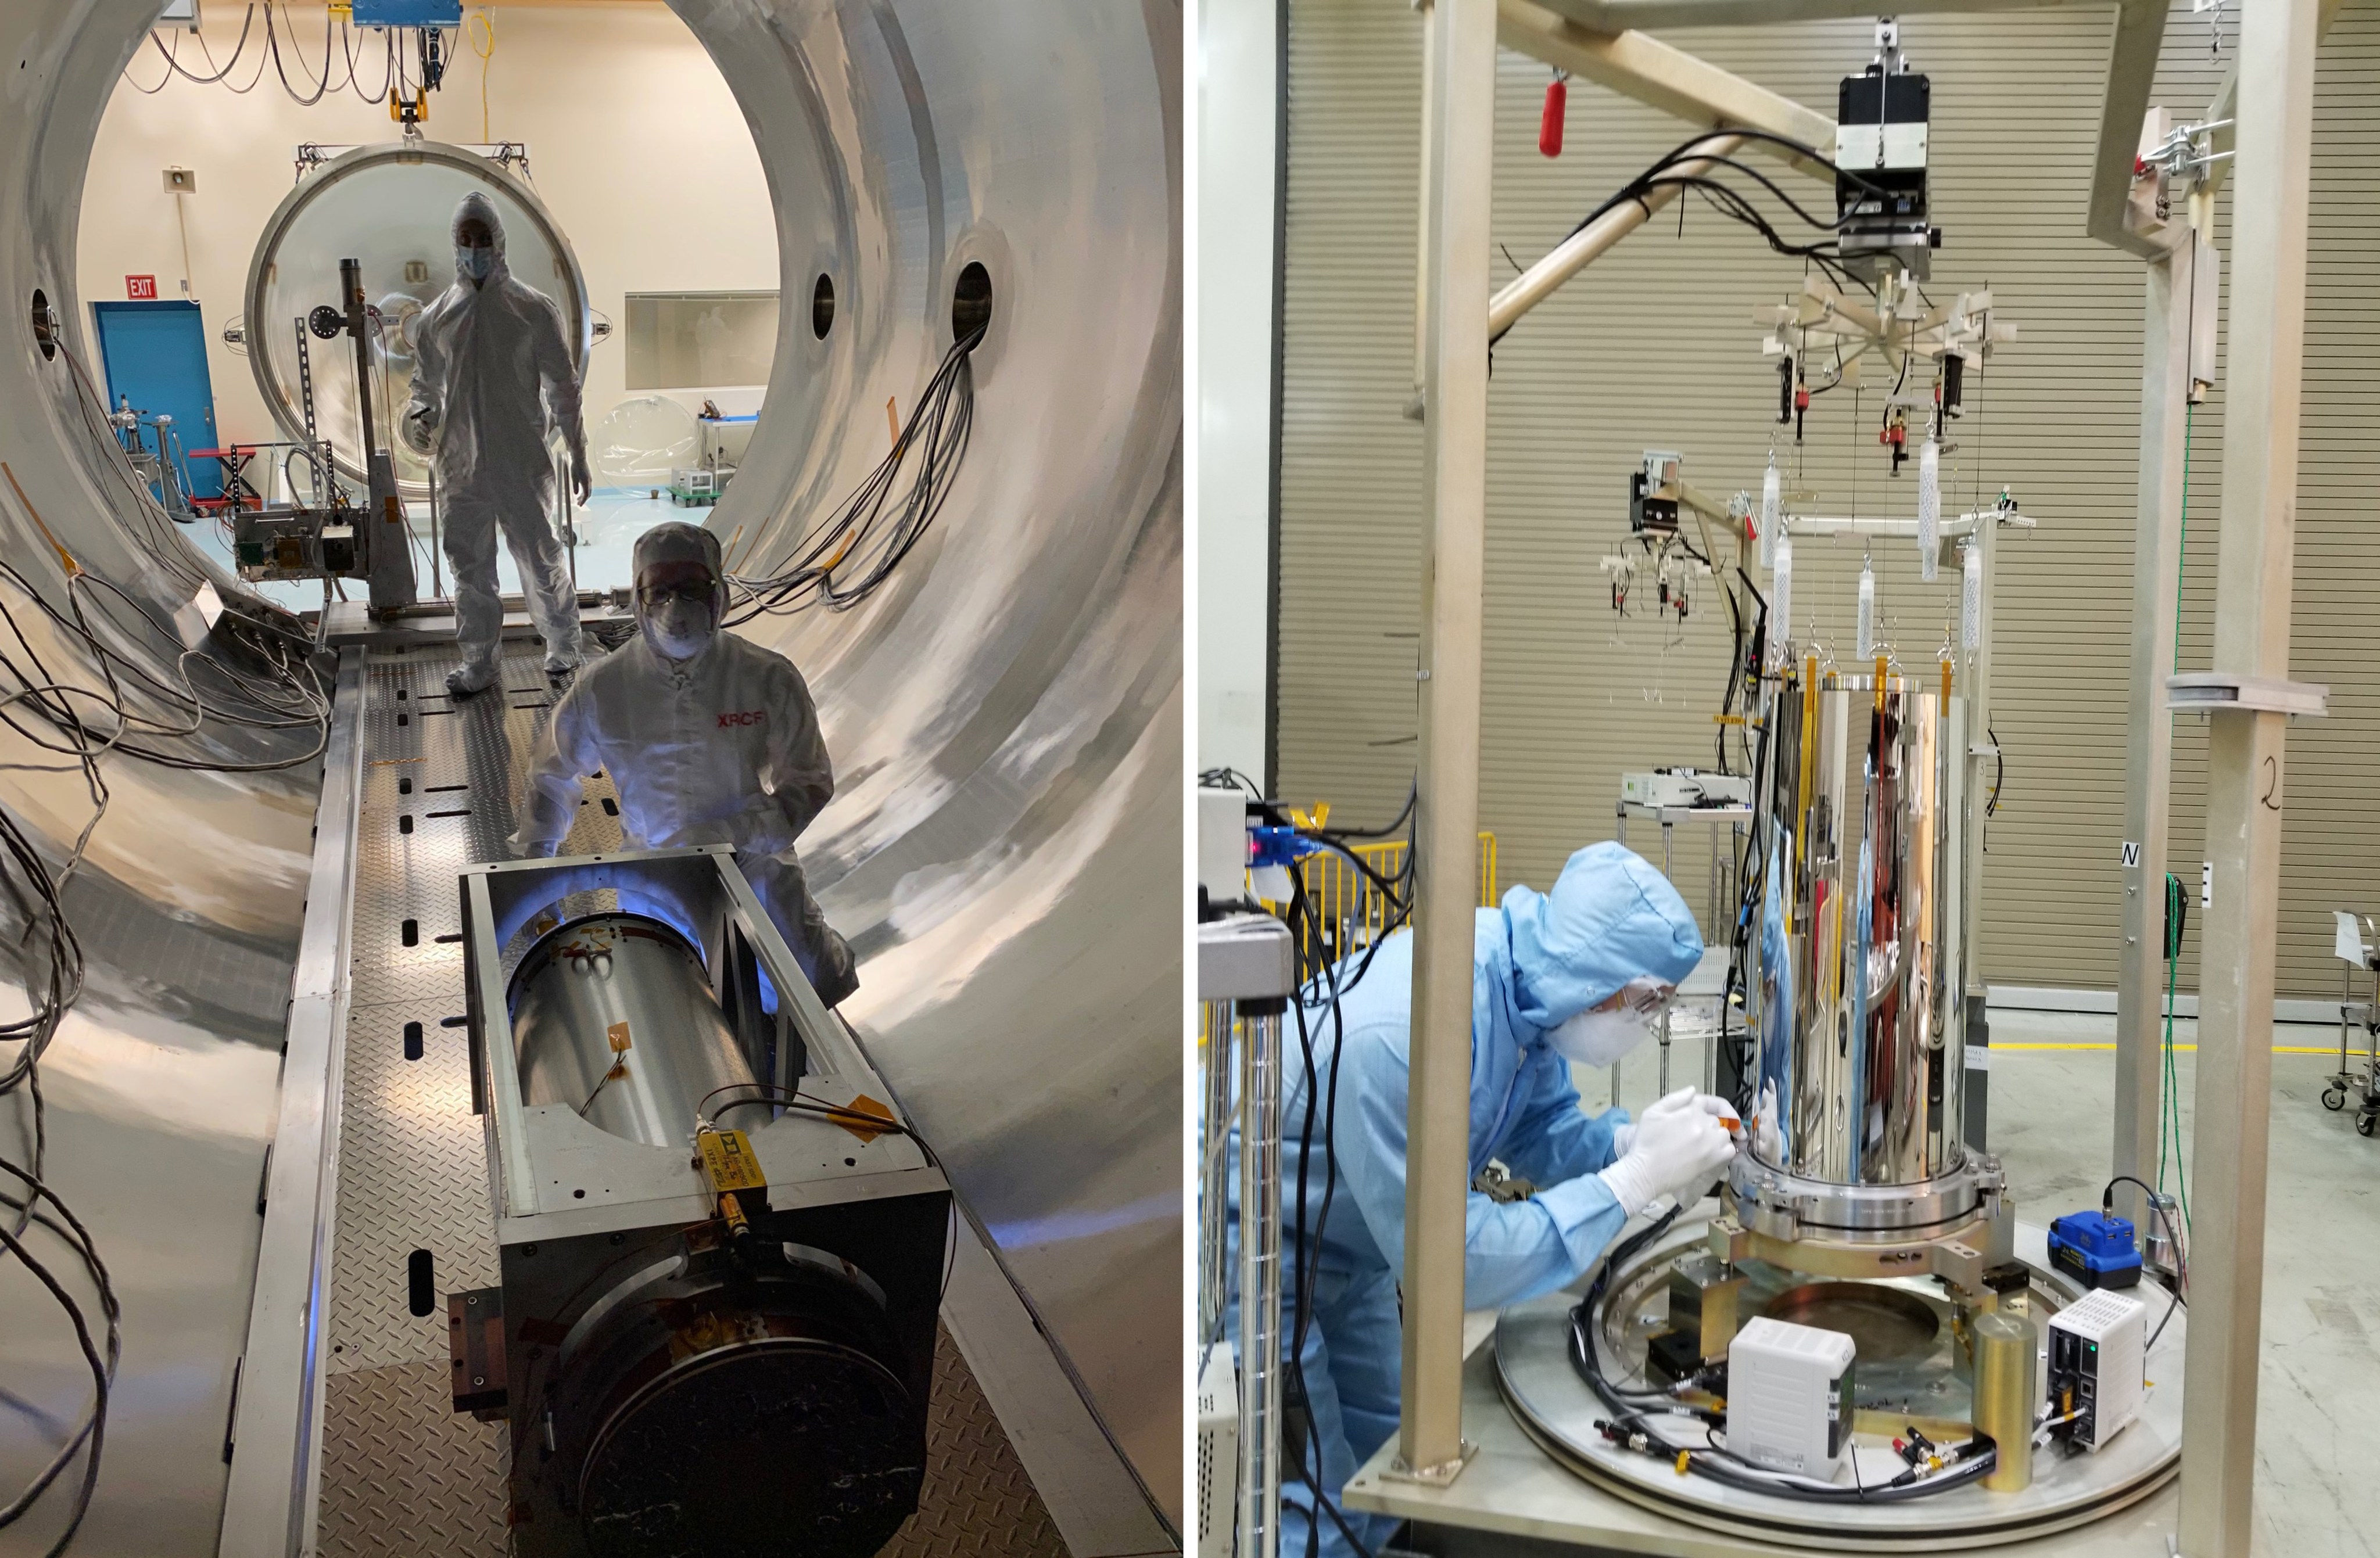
[1494,841,1703,1041]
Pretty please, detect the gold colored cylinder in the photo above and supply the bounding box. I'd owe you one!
[1973,1310,2037,1493]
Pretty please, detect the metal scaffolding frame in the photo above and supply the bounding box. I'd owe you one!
[1396,4,2335,1554]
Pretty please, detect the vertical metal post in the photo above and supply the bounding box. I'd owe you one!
[1236,1003,1285,1558]
[558,444,580,599]
[1705,823,1719,945]
[1965,508,1997,1001]
[344,255,415,612]
[1960,473,2002,1150]
[426,462,445,601]
[1199,1001,1235,1349]
[1399,0,1495,1485]
[2180,1,2318,1550]
[2113,234,2197,1232]
[1410,0,1437,405]
[1659,820,1675,1094]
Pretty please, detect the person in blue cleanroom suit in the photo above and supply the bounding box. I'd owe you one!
[1218,841,1735,1558]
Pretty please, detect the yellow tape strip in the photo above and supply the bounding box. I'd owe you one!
[1990,1042,2348,1056]
[1,462,80,576]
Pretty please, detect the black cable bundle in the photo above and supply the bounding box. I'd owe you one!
[1495,129,1901,349]
[130,3,410,106]
[0,799,118,1558]
[1565,1207,1997,1503]
[0,353,331,1550]
[1717,570,1771,1111]
[726,328,983,622]
[1200,779,1420,1558]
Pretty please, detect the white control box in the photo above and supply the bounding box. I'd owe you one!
[1195,1346,1239,1550]
[1726,1316,1857,1478]
[1198,787,1248,907]
[1621,769,1754,809]
[2048,1288,2146,1451]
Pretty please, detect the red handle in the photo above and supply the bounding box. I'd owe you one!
[1539,77,1567,158]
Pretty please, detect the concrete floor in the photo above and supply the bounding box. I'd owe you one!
[1572,1006,2380,1558]
[1987,1010,2380,1558]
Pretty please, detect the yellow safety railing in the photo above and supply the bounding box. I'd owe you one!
[1292,832,1499,950]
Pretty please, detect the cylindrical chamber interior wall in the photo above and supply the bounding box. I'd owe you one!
[510,911,756,1150]
[0,0,1181,1516]
[1751,669,1969,1188]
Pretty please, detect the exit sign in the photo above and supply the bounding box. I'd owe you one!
[126,275,158,300]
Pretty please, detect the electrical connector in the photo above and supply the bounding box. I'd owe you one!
[1592,1419,1658,1458]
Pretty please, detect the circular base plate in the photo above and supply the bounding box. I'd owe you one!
[1493,1220,2184,1551]
[579,1338,918,1558]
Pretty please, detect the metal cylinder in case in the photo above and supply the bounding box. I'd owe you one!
[508,911,755,1148]
[1972,1308,2037,1493]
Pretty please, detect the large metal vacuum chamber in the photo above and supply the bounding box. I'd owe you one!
[1750,666,1969,1201]
[460,848,951,1557]
[0,1,1180,1550]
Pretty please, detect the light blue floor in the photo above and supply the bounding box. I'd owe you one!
[189,487,697,615]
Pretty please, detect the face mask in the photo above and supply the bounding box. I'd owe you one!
[1544,1006,1651,1068]
[457,244,496,282]
[643,595,714,660]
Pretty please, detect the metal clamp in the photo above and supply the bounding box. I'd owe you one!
[1198,912,1296,1003]
[1383,1440,1478,1487]
[2166,672,2329,717]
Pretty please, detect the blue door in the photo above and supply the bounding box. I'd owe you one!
[91,300,222,502]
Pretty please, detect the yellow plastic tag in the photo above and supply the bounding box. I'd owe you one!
[2,463,80,577]
[829,1094,897,1145]
[696,1128,766,1193]
[607,1021,632,1054]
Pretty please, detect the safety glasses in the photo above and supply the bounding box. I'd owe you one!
[1610,977,1676,1019]
[636,565,718,611]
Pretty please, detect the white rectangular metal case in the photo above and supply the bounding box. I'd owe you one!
[2048,1288,2148,1451]
[455,845,952,1556]
[1726,1316,1858,1477]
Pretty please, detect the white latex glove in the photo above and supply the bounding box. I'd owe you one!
[1752,1080,1784,1165]
[402,405,438,457]
[1612,1094,1736,1158]
[507,830,561,860]
[729,802,800,861]
[1689,1092,1744,1139]
[1599,1086,1737,1217]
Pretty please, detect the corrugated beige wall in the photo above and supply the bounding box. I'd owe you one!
[1274,0,2380,999]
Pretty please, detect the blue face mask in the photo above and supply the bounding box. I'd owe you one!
[457,244,495,282]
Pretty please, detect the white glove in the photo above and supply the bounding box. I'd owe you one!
[507,830,561,860]
[1612,1093,1738,1159]
[401,405,438,457]
[1599,1086,1737,1217]
[1752,1080,1784,1165]
[728,802,800,861]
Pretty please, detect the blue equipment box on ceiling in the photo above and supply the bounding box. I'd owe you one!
[351,0,463,26]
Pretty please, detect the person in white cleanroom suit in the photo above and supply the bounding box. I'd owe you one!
[403,191,587,695]
[1224,842,1736,1558]
[508,523,859,1007]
